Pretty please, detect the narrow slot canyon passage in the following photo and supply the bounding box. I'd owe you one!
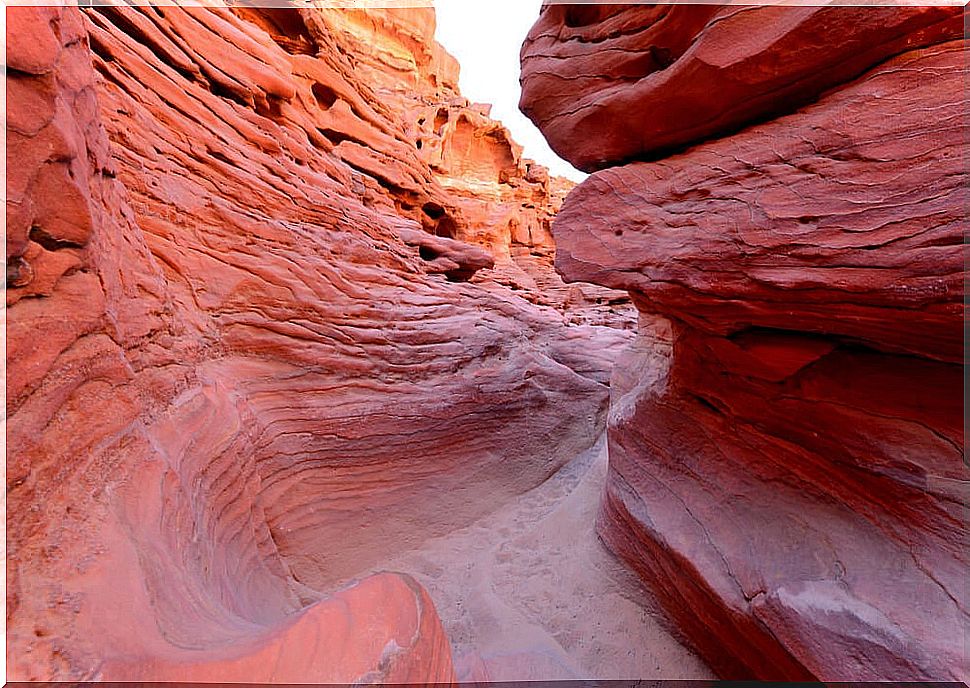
[7,4,694,681]
[6,3,966,684]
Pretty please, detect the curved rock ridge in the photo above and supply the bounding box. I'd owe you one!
[6,4,633,681]
[521,3,967,681]
[520,4,964,171]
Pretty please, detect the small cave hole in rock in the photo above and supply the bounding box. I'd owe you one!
[434,216,458,239]
[6,256,33,289]
[30,223,84,251]
[649,45,675,71]
[312,83,339,110]
[418,245,439,261]
[434,108,449,133]
[422,202,445,220]
[317,127,353,146]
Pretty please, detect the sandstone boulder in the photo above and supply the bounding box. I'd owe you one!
[521,4,963,171]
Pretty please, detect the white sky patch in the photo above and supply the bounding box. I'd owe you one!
[433,0,588,183]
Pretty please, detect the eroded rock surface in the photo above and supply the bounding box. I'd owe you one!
[522,3,967,681]
[326,7,634,325]
[6,5,633,680]
[520,4,964,171]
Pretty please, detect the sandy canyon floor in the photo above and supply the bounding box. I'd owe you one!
[354,433,714,681]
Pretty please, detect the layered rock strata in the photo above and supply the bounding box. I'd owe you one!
[6,5,631,680]
[314,7,634,326]
[522,4,967,681]
[318,8,564,257]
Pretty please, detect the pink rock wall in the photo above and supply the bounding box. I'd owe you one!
[6,5,630,680]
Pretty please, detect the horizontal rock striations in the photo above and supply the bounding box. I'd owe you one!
[521,3,967,681]
[322,7,633,325]
[6,5,632,681]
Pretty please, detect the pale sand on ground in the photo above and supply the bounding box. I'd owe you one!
[363,433,715,681]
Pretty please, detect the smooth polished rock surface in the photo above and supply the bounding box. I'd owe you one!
[520,4,964,171]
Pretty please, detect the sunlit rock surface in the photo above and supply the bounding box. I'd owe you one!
[6,5,633,680]
[325,7,635,326]
[522,3,967,681]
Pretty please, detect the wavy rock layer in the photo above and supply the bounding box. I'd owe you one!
[522,4,967,681]
[6,5,631,680]
[311,8,635,323]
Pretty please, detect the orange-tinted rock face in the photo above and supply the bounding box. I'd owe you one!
[6,5,631,681]
[306,5,572,261]
[522,4,967,681]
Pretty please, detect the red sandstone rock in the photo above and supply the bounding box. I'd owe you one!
[303,7,572,261]
[288,8,634,323]
[554,41,966,364]
[97,573,455,684]
[6,5,632,681]
[522,4,968,682]
[397,224,494,281]
[521,4,965,171]
[600,318,965,680]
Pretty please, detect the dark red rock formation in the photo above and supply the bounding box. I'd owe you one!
[521,5,964,171]
[522,4,967,681]
[6,5,631,680]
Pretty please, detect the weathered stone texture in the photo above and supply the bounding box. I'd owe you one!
[522,4,967,681]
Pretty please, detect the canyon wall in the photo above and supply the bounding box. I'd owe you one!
[6,5,630,680]
[522,4,967,681]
